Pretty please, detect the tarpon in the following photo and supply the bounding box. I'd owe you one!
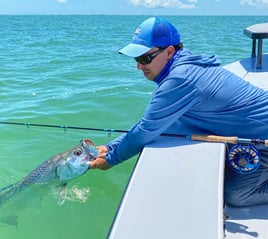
[0,139,98,207]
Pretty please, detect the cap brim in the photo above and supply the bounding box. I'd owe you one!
[118,43,151,58]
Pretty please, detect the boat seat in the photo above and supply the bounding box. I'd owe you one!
[244,23,268,69]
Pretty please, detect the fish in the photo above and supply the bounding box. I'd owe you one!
[0,139,98,208]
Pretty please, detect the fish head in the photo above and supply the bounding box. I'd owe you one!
[56,139,98,181]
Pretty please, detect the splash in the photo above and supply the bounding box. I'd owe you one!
[65,186,91,203]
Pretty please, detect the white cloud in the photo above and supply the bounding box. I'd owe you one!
[130,0,197,9]
[240,0,268,6]
[57,0,67,3]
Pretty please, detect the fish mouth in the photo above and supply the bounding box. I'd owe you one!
[82,139,94,147]
[86,153,97,162]
[81,139,98,161]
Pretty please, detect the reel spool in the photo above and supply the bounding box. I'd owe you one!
[227,144,260,174]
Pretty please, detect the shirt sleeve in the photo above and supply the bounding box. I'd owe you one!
[106,76,203,166]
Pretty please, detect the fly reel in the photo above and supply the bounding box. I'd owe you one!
[227,144,260,174]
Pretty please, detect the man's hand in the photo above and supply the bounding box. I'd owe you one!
[89,145,111,170]
[97,145,108,154]
[90,157,111,170]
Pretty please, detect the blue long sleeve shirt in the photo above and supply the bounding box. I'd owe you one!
[106,49,268,166]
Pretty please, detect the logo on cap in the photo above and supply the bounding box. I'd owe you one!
[134,28,141,35]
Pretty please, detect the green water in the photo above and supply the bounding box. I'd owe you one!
[0,15,268,239]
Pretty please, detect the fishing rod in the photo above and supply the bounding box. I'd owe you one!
[0,120,266,174]
[188,134,268,147]
[0,121,267,146]
[0,121,127,135]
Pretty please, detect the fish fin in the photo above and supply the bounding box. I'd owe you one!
[52,183,68,206]
[0,183,21,206]
[0,215,19,227]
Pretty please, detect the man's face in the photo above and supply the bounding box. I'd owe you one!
[135,46,174,81]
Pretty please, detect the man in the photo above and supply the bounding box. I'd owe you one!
[89,16,268,207]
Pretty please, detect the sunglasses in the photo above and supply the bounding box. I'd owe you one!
[135,48,166,65]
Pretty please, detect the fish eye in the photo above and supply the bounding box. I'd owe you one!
[73,147,83,156]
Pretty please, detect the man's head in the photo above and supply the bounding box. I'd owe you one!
[119,17,181,80]
[119,17,180,57]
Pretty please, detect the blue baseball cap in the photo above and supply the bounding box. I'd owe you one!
[119,17,180,57]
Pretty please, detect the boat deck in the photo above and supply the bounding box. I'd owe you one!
[224,53,268,90]
[224,52,268,239]
[225,204,268,238]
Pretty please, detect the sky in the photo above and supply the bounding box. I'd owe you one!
[0,0,268,15]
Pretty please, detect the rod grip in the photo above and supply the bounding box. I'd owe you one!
[191,135,238,144]
[265,140,268,147]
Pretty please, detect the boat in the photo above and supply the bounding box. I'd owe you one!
[107,23,268,239]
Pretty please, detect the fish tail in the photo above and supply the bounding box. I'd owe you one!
[0,182,24,206]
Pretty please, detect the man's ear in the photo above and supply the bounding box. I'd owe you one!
[166,45,176,59]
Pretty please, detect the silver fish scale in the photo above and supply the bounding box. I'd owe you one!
[22,158,60,185]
